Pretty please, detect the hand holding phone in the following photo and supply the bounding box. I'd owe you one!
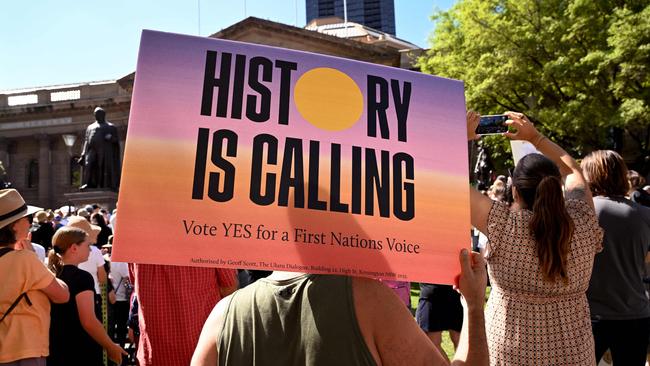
[475,114,508,135]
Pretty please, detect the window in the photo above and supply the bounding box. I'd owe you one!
[51,90,81,102]
[27,159,38,188]
[8,94,38,106]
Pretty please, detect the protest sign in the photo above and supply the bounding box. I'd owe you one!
[112,30,469,284]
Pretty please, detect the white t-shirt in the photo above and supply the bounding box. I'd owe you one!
[31,243,45,263]
[109,213,117,231]
[109,261,130,301]
[79,246,106,294]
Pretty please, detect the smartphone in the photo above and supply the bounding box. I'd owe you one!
[476,115,508,135]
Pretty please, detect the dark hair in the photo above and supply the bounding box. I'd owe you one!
[91,212,107,228]
[581,150,629,197]
[0,218,24,246]
[0,223,17,246]
[513,154,574,283]
[48,227,88,275]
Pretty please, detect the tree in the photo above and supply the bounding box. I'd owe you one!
[419,0,650,172]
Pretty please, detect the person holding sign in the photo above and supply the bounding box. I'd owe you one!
[191,249,488,366]
[467,111,602,365]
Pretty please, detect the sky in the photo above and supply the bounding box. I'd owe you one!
[0,1,454,92]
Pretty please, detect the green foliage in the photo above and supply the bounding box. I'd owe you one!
[420,0,650,170]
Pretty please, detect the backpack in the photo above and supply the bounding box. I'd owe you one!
[0,247,33,323]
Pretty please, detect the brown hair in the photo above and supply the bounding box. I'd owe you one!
[581,150,629,197]
[48,227,88,275]
[513,154,574,283]
[627,170,645,191]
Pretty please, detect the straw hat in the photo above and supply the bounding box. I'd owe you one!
[66,216,101,244]
[0,189,42,230]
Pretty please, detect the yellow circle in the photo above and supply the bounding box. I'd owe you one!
[293,68,363,131]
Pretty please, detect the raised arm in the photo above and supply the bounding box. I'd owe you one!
[451,249,488,366]
[467,111,496,234]
[357,249,488,366]
[503,112,593,209]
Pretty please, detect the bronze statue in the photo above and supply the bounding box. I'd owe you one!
[79,107,121,191]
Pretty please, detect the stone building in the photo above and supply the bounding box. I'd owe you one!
[0,17,421,209]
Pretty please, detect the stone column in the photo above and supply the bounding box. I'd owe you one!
[36,134,51,208]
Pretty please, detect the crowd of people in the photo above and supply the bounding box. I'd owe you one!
[1,110,649,366]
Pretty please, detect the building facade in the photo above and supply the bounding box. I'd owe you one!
[306,0,396,35]
[0,17,419,210]
[0,79,132,210]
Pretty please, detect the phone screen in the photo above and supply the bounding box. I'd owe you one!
[476,115,508,135]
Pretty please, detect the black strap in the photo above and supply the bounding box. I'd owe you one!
[115,277,124,292]
[0,292,32,323]
[0,247,33,323]
[0,204,27,221]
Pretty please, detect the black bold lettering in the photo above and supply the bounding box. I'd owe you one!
[191,128,210,199]
[278,138,305,208]
[351,146,362,214]
[307,140,326,211]
[391,80,411,142]
[275,60,297,125]
[206,130,238,202]
[365,149,390,218]
[200,51,231,117]
[250,134,278,205]
[393,152,415,221]
[230,54,247,119]
[367,75,390,140]
[330,143,349,213]
[246,56,272,122]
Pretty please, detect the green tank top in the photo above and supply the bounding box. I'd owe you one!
[218,274,377,366]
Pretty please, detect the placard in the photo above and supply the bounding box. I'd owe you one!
[112,30,469,284]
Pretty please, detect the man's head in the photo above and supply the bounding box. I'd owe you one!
[94,107,106,122]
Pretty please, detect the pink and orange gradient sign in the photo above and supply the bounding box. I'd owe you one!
[112,30,470,284]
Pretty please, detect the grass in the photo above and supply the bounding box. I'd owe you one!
[409,285,455,359]
[409,284,492,360]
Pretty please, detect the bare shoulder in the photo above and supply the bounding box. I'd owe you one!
[563,173,594,209]
[191,294,235,366]
[352,277,445,366]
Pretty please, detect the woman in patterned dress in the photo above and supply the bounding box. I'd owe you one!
[467,111,603,365]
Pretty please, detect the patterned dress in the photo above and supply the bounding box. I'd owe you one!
[485,199,603,365]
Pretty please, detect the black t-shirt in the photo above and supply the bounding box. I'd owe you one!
[30,222,55,251]
[96,226,113,247]
[48,265,102,366]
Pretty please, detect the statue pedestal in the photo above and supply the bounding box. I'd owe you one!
[63,190,118,212]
